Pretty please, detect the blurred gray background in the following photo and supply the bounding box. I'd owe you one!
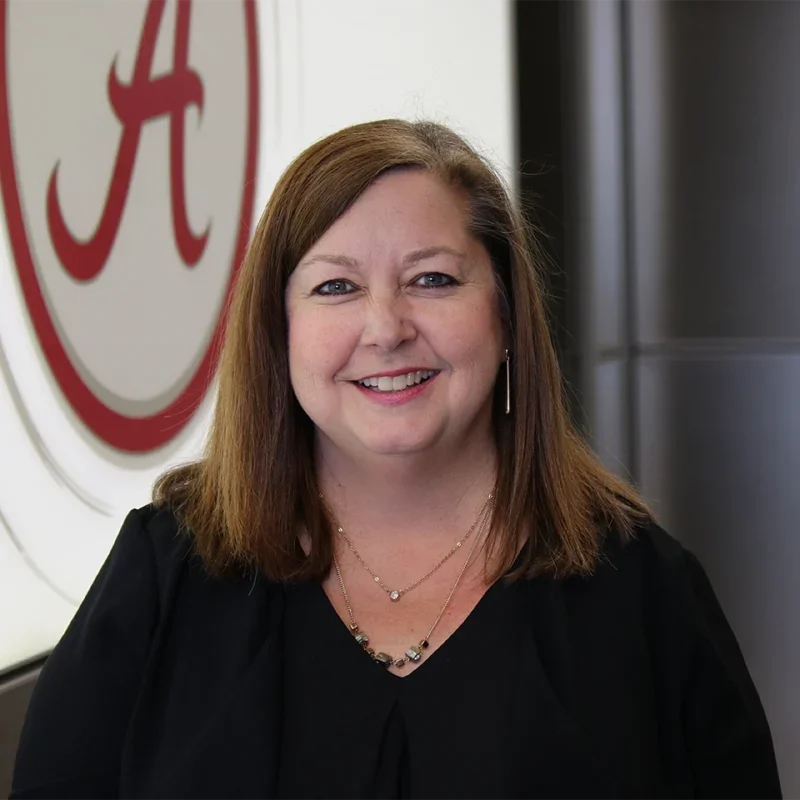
[517,1,799,794]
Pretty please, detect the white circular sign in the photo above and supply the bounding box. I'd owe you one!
[0,0,259,639]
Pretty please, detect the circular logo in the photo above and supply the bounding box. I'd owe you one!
[0,0,259,452]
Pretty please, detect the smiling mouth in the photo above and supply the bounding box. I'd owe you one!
[354,370,438,393]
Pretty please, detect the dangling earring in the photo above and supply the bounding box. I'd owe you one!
[504,349,511,415]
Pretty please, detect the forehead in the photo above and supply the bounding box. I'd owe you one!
[305,170,471,258]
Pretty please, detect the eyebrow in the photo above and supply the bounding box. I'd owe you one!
[403,245,465,266]
[297,245,465,271]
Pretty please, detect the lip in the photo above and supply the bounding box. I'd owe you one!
[352,371,439,406]
[353,367,437,381]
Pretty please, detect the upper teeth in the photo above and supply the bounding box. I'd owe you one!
[357,370,436,392]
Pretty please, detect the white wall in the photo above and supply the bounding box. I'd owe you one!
[0,0,513,672]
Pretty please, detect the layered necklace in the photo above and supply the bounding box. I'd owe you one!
[323,492,495,670]
[334,492,493,602]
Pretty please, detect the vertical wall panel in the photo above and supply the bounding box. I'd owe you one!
[664,1,800,340]
[594,358,631,477]
[635,354,800,792]
[626,1,800,793]
[552,0,799,792]
[561,0,630,438]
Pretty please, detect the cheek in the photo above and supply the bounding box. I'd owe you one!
[287,307,358,386]
[433,297,503,368]
[460,308,504,403]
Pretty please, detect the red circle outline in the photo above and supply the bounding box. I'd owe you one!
[0,0,259,453]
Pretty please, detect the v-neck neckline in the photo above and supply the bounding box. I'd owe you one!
[310,575,505,686]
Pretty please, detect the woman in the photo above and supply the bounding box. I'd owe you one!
[11,120,781,799]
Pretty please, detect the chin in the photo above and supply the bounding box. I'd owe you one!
[352,425,442,457]
[358,437,437,458]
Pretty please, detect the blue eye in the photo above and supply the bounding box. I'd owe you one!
[313,279,357,296]
[415,273,457,289]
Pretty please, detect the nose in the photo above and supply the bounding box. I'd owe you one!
[361,294,417,351]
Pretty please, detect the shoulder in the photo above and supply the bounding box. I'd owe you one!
[550,520,711,649]
[127,501,193,561]
[593,517,698,595]
[125,502,275,612]
[596,524,780,795]
[567,520,729,666]
[112,502,204,598]
[607,516,684,564]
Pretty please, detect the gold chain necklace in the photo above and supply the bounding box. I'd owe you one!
[324,493,493,602]
[329,495,494,670]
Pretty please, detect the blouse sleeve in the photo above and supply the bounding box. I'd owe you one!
[681,548,782,798]
[10,509,159,799]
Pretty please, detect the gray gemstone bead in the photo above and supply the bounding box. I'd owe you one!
[373,652,393,667]
[354,632,369,647]
[405,646,422,662]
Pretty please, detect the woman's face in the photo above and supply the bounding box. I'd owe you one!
[285,169,505,461]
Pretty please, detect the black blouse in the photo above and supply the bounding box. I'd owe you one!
[11,504,782,799]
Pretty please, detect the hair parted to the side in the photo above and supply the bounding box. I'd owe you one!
[153,118,651,582]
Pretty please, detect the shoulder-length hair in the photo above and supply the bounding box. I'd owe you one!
[154,119,651,582]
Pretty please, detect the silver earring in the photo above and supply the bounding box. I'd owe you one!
[504,349,511,415]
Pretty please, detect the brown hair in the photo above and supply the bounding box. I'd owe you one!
[154,119,651,582]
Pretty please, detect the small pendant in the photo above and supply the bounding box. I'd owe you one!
[389,590,401,601]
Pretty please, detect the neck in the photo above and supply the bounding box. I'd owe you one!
[316,433,498,543]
